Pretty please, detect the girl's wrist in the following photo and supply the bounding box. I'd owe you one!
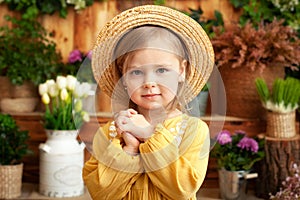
[123,146,139,156]
[141,125,155,142]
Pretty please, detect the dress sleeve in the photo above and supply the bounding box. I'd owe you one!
[82,123,144,200]
[139,117,210,200]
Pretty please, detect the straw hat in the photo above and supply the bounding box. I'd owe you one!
[92,5,214,102]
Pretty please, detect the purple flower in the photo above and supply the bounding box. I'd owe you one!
[237,137,259,152]
[68,49,83,63]
[217,130,232,145]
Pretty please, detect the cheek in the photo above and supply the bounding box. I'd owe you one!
[160,84,179,98]
[158,77,180,93]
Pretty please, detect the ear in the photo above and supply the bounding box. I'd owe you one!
[179,60,187,82]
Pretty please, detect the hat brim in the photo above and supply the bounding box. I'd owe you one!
[92,5,214,102]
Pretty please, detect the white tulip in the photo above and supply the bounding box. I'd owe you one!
[46,79,55,85]
[48,83,59,97]
[56,76,67,89]
[66,75,77,91]
[42,93,50,105]
[60,88,69,101]
[82,111,90,122]
[38,83,48,96]
[74,82,91,98]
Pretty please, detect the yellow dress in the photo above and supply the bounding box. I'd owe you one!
[83,114,210,200]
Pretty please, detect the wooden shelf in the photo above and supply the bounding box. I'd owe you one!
[4,112,268,187]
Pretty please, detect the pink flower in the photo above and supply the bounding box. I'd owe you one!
[68,49,82,63]
[217,130,232,145]
[86,50,92,60]
[237,137,259,153]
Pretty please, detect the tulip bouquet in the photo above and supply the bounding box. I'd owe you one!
[211,130,265,171]
[39,75,91,130]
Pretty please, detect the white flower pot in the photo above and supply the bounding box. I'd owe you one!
[39,130,85,198]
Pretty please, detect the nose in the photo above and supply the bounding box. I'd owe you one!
[143,81,157,88]
[143,71,157,88]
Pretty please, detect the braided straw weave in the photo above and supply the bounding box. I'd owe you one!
[266,111,296,138]
[0,163,23,199]
[92,5,214,103]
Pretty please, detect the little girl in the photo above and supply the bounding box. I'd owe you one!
[83,5,214,200]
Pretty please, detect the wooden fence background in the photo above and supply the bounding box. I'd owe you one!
[0,0,241,62]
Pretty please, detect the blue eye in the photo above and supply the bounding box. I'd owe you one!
[156,68,168,73]
[130,70,143,75]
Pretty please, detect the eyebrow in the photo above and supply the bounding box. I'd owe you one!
[127,64,172,70]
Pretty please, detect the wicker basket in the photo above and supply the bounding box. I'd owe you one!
[0,163,23,199]
[266,111,296,138]
[11,81,38,98]
[0,97,38,113]
[219,65,285,119]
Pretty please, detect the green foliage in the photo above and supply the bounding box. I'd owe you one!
[186,7,224,38]
[0,16,64,85]
[229,0,300,35]
[0,114,32,165]
[1,0,97,19]
[255,78,270,104]
[255,77,300,112]
[153,0,165,5]
[44,95,76,130]
[201,83,210,92]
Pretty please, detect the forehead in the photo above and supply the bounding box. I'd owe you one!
[114,26,187,61]
[124,49,182,70]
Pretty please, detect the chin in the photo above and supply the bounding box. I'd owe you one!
[140,103,164,110]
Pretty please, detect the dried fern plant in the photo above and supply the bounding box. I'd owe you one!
[211,19,300,73]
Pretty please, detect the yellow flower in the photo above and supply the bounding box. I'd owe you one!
[60,88,69,101]
[42,93,50,105]
[74,100,82,112]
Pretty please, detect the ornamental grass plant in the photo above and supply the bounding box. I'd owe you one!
[38,75,91,130]
[255,77,300,113]
[211,130,265,171]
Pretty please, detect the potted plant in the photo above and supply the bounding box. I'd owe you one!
[38,74,90,197]
[0,113,32,199]
[211,130,265,200]
[211,19,300,119]
[255,77,300,138]
[0,15,63,112]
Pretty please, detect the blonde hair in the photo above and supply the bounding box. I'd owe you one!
[112,25,191,112]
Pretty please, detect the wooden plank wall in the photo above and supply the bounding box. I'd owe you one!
[0,0,241,62]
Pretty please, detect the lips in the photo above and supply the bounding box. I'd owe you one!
[141,93,161,98]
